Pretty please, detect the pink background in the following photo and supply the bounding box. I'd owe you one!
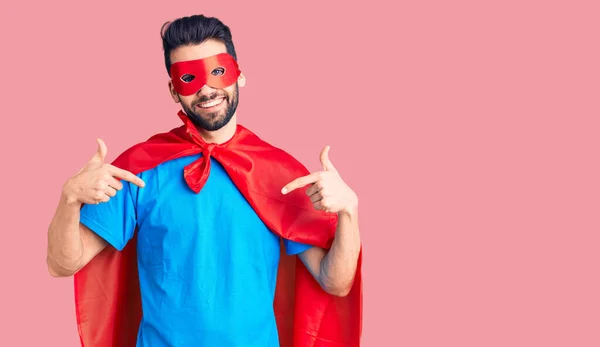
[1,0,599,346]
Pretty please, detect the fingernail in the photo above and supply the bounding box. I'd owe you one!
[281,188,287,194]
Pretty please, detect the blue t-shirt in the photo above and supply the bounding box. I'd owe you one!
[79,154,312,347]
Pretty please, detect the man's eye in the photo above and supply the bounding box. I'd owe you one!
[181,74,195,83]
[211,67,225,76]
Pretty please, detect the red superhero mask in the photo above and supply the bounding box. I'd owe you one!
[170,53,241,96]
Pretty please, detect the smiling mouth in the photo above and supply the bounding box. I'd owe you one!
[196,97,225,109]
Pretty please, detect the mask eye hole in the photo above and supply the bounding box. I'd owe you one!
[211,67,225,76]
[181,74,195,83]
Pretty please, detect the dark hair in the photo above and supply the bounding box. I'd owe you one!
[160,14,238,75]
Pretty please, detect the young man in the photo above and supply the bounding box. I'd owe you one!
[46,14,362,347]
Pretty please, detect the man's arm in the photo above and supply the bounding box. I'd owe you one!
[46,138,144,277]
[297,207,360,297]
[46,195,109,277]
[282,145,361,297]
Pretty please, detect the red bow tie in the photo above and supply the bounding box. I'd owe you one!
[177,110,222,193]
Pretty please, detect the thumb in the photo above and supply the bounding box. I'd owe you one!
[319,145,336,172]
[89,138,107,164]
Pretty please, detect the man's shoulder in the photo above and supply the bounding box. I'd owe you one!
[237,125,300,160]
[110,126,191,174]
[238,125,308,174]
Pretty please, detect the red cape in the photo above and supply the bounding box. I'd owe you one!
[73,111,363,346]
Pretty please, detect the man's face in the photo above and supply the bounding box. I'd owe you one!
[168,39,245,131]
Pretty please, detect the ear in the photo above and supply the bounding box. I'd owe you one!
[168,80,180,103]
[237,72,246,87]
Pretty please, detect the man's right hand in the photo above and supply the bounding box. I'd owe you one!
[62,138,145,206]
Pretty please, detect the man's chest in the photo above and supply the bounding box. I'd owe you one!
[133,161,282,270]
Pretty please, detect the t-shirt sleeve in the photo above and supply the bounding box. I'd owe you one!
[79,180,137,251]
[283,238,313,255]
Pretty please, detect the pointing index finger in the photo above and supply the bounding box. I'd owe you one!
[281,172,320,194]
[106,165,146,188]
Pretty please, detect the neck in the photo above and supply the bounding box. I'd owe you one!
[196,115,237,144]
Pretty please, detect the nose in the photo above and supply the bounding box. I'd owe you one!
[197,84,218,96]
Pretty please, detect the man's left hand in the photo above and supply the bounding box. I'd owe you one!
[281,146,358,215]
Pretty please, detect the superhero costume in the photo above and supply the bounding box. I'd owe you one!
[73,53,363,346]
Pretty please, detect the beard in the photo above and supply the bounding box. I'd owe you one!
[181,83,239,131]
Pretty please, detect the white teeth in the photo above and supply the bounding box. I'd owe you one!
[199,98,224,108]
